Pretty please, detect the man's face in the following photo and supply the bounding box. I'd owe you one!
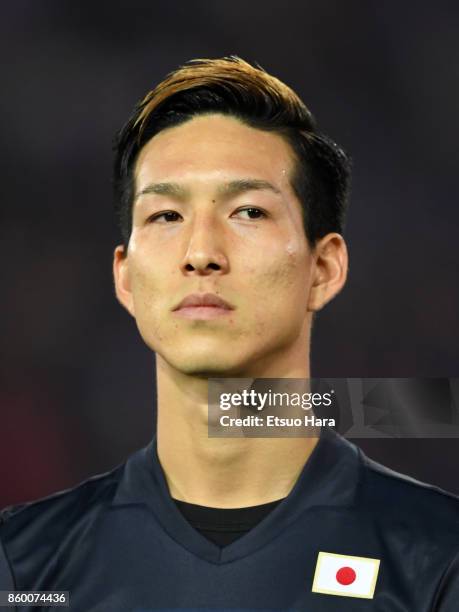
[114,114,321,377]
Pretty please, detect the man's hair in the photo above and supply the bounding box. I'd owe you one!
[113,56,351,251]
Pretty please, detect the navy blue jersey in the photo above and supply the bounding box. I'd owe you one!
[1,427,458,611]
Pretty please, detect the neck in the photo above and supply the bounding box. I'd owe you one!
[155,350,319,509]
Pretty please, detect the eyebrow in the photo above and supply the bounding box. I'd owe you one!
[134,178,281,202]
[135,182,189,201]
[217,179,281,198]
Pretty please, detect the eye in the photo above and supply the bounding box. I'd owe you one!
[233,207,267,220]
[147,211,183,223]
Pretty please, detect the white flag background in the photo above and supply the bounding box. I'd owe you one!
[312,551,380,599]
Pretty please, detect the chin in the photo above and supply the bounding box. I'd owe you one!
[174,359,239,378]
[161,348,247,378]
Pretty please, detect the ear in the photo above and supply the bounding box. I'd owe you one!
[113,245,135,317]
[308,233,348,312]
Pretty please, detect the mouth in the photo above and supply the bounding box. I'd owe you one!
[172,293,234,320]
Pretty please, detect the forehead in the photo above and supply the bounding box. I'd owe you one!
[134,114,297,189]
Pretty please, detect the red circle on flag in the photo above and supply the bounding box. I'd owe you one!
[336,566,356,585]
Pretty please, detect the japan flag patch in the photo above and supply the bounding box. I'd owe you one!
[312,551,380,599]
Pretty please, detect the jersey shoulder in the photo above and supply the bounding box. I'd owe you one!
[0,462,124,564]
[357,447,459,537]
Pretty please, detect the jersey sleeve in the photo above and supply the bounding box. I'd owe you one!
[0,536,14,590]
[433,551,459,611]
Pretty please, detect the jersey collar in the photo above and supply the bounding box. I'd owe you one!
[111,426,361,564]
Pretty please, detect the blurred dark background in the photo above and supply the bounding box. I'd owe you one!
[1,1,458,506]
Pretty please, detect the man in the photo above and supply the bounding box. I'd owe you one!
[1,57,458,611]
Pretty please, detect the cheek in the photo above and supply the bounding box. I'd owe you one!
[245,250,310,330]
[246,243,308,294]
[129,240,175,297]
[127,249,184,345]
[130,269,169,345]
[129,259,164,320]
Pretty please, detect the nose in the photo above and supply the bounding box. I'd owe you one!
[180,214,229,276]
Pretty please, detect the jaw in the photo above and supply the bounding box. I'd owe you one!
[155,332,311,381]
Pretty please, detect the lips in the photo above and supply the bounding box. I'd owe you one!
[173,292,234,311]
